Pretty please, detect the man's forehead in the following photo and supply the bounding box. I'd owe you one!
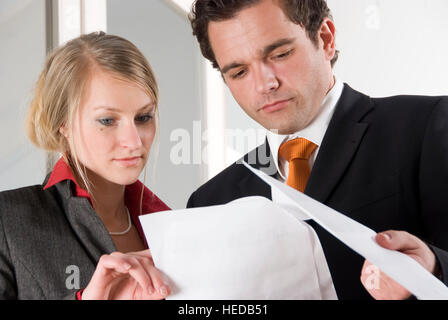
[208,12,303,70]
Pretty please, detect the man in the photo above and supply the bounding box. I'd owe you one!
[187,0,448,299]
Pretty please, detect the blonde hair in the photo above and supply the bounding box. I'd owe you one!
[26,32,159,207]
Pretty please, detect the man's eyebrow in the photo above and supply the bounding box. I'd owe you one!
[220,38,295,75]
[262,38,295,56]
[94,103,155,112]
[221,62,244,75]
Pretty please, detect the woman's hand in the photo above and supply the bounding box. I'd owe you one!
[82,249,171,300]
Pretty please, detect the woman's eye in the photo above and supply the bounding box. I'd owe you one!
[135,114,153,123]
[98,118,115,126]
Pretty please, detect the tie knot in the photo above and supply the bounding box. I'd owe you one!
[278,138,318,162]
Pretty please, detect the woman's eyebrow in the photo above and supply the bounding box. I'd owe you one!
[93,103,155,112]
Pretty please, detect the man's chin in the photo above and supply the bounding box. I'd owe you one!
[265,124,304,136]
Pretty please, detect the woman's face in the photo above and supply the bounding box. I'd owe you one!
[66,67,156,187]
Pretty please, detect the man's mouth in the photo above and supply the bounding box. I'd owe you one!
[259,98,293,113]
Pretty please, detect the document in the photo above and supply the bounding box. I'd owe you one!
[139,162,448,300]
[242,161,448,300]
[140,196,337,299]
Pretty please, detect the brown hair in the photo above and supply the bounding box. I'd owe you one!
[189,0,339,69]
[26,32,159,200]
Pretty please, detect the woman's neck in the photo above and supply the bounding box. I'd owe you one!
[87,169,127,227]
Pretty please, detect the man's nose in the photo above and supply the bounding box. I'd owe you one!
[253,64,279,94]
[120,122,143,149]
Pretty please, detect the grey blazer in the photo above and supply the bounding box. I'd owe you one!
[0,177,117,299]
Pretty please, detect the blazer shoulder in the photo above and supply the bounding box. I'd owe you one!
[188,162,248,205]
[0,184,61,222]
[188,146,267,207]
[371,94,448,112]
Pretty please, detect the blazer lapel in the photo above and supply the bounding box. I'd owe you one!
[305,84,374,203]
[237,140,276,199]
[55,181,117,264]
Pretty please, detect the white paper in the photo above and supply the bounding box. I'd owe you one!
[139,196,337,300]
[242,161,448,300]
[271,186,337,299]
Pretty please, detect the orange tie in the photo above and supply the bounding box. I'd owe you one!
[278,138,318,192]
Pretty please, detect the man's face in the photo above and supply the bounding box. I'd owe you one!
[208,0,335,134]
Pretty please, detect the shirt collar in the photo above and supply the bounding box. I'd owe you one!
[43,157,169,216]
[44,157,170,248]
[266,77,344,176]
[44,157,90,198]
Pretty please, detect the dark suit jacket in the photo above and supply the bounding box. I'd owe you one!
[0,177,117,299]
[187,84,448,299]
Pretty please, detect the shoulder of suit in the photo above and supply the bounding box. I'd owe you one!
[190,146,264,196]
[0,184,62,222]
[370,94,448,111]
[192,162,247,196]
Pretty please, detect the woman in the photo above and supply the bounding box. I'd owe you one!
[0,32,171,299]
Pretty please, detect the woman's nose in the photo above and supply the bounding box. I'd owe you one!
[120,122,143,150]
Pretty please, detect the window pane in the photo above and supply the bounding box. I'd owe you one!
[107,0,202,209]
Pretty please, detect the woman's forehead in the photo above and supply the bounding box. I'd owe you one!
[80,70,153,113]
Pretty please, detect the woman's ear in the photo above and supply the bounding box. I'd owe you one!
[59,125,69,139]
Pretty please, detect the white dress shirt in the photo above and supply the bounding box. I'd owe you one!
[265,77,344,299]
[266,77,345,181]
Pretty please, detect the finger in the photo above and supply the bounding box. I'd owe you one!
[130,249,154,263]
[136,255,170,297]
[148,264,170,297]
[125,256,156,296]
[107,252,155,295]
[375,230,421,252]
[98,253,133,275]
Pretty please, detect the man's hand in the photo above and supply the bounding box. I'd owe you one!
[360,230,438,300]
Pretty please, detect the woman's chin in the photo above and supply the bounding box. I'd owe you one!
[105,170,142,186]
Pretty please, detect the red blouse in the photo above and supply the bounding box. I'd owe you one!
[44,158,171,299]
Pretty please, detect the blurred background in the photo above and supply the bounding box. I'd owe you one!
[0,0,447,209]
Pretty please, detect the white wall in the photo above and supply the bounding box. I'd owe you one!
[329,0,448,97]
[0,0,47,191]
[107,0,203,209]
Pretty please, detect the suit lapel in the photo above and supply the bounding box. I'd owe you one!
[56,181,117,264]
[237,140,276,199]
[305,84,374,203]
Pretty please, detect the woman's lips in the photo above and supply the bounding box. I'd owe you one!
[114,157,142,167]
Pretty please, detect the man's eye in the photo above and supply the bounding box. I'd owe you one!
[135,114,153,123]
[231,69,246,79]
[98,118,115,126]
[274,49,293,59]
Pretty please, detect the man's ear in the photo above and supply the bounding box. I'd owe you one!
[319,18,336,62]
